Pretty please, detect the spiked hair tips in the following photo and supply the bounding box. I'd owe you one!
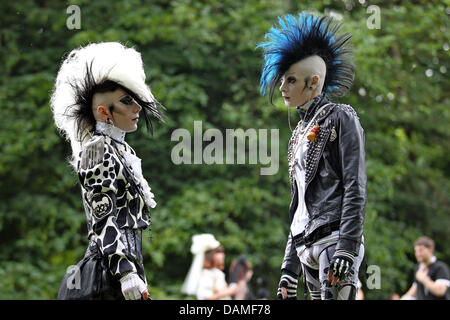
[257,13,354,103]
[50,42,164,166]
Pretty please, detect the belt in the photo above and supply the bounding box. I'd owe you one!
[293,220,340,248]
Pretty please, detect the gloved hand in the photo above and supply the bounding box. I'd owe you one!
[328,250,355,286]
[120,272,149,300]
[277,269,298,300]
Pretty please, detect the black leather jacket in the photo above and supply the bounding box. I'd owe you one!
[281,96,367,276]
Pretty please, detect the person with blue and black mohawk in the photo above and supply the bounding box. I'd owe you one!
[258,12,367,300]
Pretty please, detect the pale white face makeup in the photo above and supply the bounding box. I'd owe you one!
[93,88,142,132]
[279,55,326,108]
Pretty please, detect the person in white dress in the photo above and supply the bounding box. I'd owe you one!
[181,234,237,300]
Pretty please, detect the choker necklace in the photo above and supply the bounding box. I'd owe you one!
[297,95,323,126]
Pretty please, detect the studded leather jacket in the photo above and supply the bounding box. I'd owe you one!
[281,96,367,276]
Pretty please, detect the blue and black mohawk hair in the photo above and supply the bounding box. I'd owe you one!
[257,13,354,103]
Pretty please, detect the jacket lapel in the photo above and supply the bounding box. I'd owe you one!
[305,103,335,186]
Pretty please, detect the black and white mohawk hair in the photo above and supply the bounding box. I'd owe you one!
[50,42,164,167]
[257,12,354,103]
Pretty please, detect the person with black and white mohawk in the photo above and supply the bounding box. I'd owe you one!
[51,42,164,300]
[257,12,367,300]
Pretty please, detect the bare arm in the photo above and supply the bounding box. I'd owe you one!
[233,280,247,300]
[421,278,448,297]
[401,283,417,299]
[208,284,238,300]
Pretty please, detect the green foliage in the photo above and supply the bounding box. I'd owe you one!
[0,0,448,300]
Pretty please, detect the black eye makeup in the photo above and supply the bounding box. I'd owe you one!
[119,96,133,105]
[287,76,296,83]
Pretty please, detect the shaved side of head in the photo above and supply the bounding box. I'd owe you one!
[294,55,327,92]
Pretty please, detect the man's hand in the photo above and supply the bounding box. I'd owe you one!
[415,267,429,284]
[120,272,149,300]
[328,250,355,286]
[277,270,298,300]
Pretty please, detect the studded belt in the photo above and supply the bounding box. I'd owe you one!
[293,220,340,248]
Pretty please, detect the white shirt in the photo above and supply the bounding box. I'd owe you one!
[289,122,340,258]
[196,268,231,300]
[290,137,309,238]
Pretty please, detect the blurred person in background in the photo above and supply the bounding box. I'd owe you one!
[181,234,237,300]
[356,279,364,300]
[228,254,254,300]
[401,236,449,300]
[390,293,401,300]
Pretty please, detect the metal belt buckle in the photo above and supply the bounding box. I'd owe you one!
[294,237,302,247]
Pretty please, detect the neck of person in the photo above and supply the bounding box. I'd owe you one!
[298,93,321,110]
[297,92,324,122]
[423,255,437,267]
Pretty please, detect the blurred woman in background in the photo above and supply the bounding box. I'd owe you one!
[181,234,237,300]
[228,255,254,300]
